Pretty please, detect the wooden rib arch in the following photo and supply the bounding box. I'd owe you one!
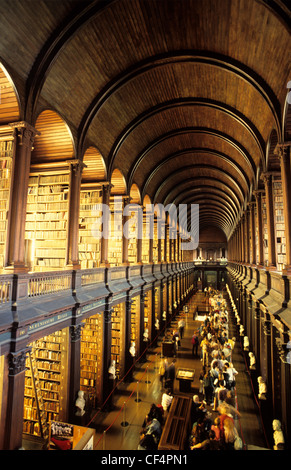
[79,51,280,156]
[110,99,263,181]
[153,165,245,207]
[164,180,241,217]
[170,186,239,222]
[142,147,251,200]
[129,127,256,194]
[179,195,236,227]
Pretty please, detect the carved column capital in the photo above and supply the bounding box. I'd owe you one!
[67,158,86,175]
[9,121,40,150]
[70,323,84,342]
[8,348,30,375]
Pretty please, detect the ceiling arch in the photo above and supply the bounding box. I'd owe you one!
[153,165,245,206]
[80,53,275,158]
[163,178,242,218]
[170,186,239,218]
[141,148,251,199]
[127,126,257,191]
[180,195,237,226]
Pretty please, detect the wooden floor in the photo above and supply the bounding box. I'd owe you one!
[86,291,270,451]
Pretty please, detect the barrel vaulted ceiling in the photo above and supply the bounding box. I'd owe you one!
[0,0,290,239]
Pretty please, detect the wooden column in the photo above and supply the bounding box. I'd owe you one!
[100,184,111,267]
[136,204,143,264]
[122,197,130,265]
[102,304,113,407]
[5,348,30,449]
[5,122,39,272]
[262,173,276,269]
[68,323,83,423]
[66,160,85,269]
[276,144,291,275]
[239,219,244,263]
[249,201,256,265]
[254,190,264,266]
[245,208,250,264]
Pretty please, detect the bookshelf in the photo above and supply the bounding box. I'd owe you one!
[80,314,102,408]
[79,186,102,269]
[127,209,138,265]
[153,219,159,263]
[160,236,165,263]
[262,195,268,266]
[108,197,123,266]
[169,280,173,312]
[130,296,140,356]
[111,303,125,379]
[173,279,177,307]
[25,172,70,271]
[142,212,150,264]
[23,329,68,437]
[154,287,160,330]
[166,225,170,262]
[0,139,13,269]
[273,179,286,272]
[144,291,152,341]
[163,283,167,318]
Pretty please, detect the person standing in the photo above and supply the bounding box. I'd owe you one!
[165,358,176,393]
[178,318,185,339]
[191,331,199,357]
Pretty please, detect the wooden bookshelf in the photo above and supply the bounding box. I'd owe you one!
[80,314,102,408]
[168,280,172,314]
[79,186,102,269]
[160,236,165,263]
[108,197,123,266]
[142,212,150,264]
[130,297,137,344]
[262,195,268,266]
[163,283,167,318]
[111,303,125,379]
[273,178,286,272]
[166,225,170,262]
[0,139,13,269]
[127,209,138,265]
[144,291,152,341]
[23,329,68,437]
[25,172,70,271]
[153,219,159,263]
[154,287,160,328]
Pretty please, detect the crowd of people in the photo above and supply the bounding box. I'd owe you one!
[189,290,242,450]
[138,288,243,451]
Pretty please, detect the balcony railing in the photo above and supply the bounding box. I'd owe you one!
[0,262,197,305]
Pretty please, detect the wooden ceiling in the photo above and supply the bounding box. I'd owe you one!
[0,0,290,238]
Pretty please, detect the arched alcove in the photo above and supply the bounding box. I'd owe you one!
[129,183,141,204]
[82,146,106,182]
[110,168,127,195]
[32,109,75,163]
[0,63,20,123]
